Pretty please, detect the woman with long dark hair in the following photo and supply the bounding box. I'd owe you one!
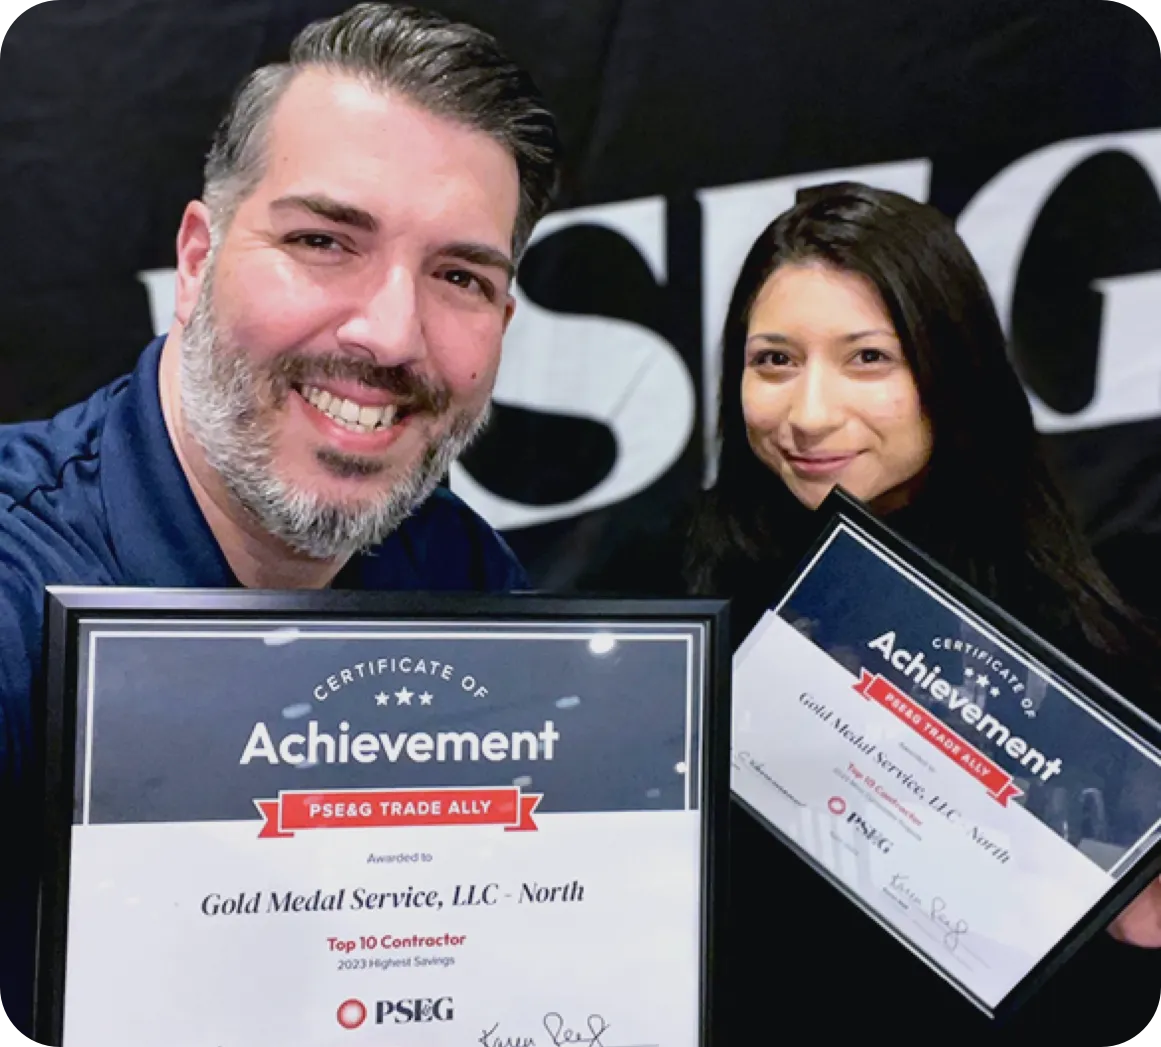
[686,181,1161,1041]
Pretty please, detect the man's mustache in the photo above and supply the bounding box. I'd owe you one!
[270,354,451,415]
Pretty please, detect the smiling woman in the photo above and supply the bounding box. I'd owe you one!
[740,262,933,513]
[687,181,1158,668]
[685,180,1161,1043]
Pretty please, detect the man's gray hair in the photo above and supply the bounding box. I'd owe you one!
[202,2,560,257]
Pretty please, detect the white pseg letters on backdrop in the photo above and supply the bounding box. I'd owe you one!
[956,129,1161,434]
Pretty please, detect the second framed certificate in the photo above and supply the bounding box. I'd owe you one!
[37,591,729,1047]
[731,489,1161,1021]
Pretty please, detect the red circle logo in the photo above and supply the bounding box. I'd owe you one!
[337,999,367,1030]
[828,796,847,815]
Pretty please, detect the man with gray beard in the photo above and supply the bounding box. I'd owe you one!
[0,4,559,1033]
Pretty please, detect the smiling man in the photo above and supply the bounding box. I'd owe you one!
[0,3,559,1032]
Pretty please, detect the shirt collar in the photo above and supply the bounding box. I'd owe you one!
[101,337,238,588]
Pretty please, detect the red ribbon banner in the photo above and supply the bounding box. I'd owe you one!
[254,785,542,839]
[853,669,1023,807]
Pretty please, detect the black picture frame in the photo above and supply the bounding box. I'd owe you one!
[733,486,1161,1024]
[35,588,730,1046]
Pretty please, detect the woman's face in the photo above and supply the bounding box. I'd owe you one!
[742,263,933,512]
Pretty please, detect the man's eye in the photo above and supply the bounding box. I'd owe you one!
[286,233,344,252]
[442,268,494,300]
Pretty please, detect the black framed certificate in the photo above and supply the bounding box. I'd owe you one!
[35,590,729,1046]
[730,488,1161,1021]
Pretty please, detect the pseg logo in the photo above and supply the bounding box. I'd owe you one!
[338,997,455,1029]
[337,1000,368,1030]
[829,797,893,854]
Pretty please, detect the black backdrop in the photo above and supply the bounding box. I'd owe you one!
[3,0,1161,611]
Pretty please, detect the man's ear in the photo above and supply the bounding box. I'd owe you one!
[174,201,215,325]
[502,292,516,332]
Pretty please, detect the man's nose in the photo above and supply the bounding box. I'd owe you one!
[787,361,844,439]
[335,265,426,369]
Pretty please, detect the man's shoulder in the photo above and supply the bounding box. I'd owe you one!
[410,485,500,530]
[0,375,140,785]
[365,486,528,592]
[0,379,125,511]
[402,486,529,590]
[0,379,128,589]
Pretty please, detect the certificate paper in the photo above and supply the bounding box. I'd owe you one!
[731,504,1161,1017]
[38,594,725,1046]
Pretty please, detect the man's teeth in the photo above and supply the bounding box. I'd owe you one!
[300,385,397,433]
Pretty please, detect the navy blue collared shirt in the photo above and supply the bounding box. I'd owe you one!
[0,337,526,1033]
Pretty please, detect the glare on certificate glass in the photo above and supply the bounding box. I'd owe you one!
[588,633,618,656]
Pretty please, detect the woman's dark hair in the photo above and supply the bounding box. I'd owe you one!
[686,181,1146,662]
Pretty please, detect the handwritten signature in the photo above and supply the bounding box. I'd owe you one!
[929,896,970,952]
[478,1013,657,1047]
[887,872,923,908]
[478,1024,537,1047]
[733,751,806,807]
[544,1013,614,1045]
[886,873,970,953]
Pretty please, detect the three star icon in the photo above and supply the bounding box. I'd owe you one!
[374,688,436,707]
[958,668,1002,698]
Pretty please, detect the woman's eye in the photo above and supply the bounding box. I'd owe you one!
[855,348,890,365]
[752,350,792,367]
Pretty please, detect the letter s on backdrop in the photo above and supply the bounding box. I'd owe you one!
[449,198,696,531]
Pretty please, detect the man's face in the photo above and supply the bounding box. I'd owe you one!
[177,70,520,557]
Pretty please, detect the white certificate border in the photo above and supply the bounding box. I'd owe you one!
[767,518,1161,879]
[81,621,705,827]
